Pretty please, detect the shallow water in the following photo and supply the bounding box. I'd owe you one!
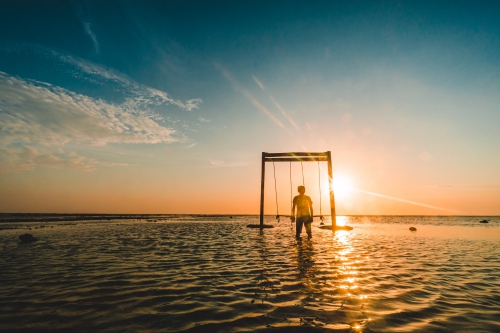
[1,216,499,332]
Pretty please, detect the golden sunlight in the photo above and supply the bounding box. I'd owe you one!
[336,216,348,227]
[333,174,354,197]
[321,173,354,201]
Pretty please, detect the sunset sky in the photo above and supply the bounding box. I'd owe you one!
[0,1,499,215]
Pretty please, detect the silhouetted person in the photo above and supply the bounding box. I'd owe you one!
[291,185,313,239]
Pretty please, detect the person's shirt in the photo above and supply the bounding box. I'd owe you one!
[293,195,312,217]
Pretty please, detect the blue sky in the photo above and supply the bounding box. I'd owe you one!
[0,1,499,214]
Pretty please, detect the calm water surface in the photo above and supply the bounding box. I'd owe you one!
[1,216,499,332]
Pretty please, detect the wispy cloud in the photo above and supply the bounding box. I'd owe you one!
[0,42,202,111]
[353,188,460,213]
[0,71,179,172]
[83,22,99,54]
[209,159,225,165]
[0,146,125,173]
[252,76,265,90]
[0,43,205,172]
[216,64,288,131]
[0,72,179,146]
[75,3,99,55]
[269,96,301,132]
[253,75,301,132]
[205,159,248,168]
[54,50,203,111]
[426,184,500,188]
[249,98,287,130]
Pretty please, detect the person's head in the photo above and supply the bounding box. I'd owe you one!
[298,185,306,194]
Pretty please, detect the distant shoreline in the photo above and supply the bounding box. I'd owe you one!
[0,213,498,223]
[0,214,253,223]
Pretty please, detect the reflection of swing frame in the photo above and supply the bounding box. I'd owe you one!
[249,151,337,229]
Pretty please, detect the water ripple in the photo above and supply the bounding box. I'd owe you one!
[1,217,499,332]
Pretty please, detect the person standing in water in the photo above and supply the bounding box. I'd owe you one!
[291,185,313,239]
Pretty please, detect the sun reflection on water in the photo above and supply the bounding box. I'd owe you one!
[336,215,349,227]
[331,228,371,330]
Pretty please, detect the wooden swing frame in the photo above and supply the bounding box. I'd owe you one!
[247,151,337,229]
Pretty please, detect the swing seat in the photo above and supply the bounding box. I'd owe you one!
[246,224,274,228]
[319,225,353,231]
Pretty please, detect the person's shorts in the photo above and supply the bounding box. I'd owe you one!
[297,216,313,224]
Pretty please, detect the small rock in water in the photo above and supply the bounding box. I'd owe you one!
[479,219,489,223]
[19,233,37,243]
[409,227,417,231]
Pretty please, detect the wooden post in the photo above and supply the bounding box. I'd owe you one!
[327,151,337,228]
[259,152,266,226]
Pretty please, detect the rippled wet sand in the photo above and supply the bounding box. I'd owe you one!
[1,216,499,332]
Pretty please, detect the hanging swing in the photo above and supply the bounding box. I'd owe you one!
[272,157,325,226]
[247,151,353,231]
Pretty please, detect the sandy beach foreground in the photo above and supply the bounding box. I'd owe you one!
[1,215,499,332]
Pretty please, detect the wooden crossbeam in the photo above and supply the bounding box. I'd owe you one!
[264,152,328,157]
[264,157,328,162]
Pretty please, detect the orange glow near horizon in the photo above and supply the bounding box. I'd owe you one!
[1,150,499,215]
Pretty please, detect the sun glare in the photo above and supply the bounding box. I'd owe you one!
[333,174,354,198]
[319,173,355,215]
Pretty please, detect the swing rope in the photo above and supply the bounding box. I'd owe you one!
[290,161,294,228]
[318,161,324,225]
[301,161,305,185]
[317,161,322,216]
[289,161,292,212]
[272,161,280,222]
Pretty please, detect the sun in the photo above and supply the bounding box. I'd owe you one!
[333,174,353,196]
[320,173,354,200]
